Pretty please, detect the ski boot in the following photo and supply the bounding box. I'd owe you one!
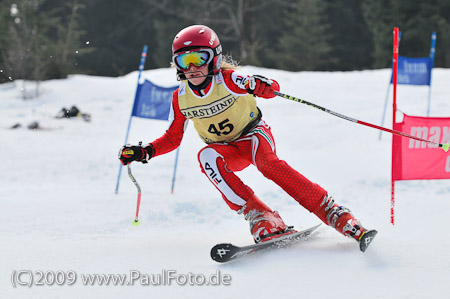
[314,194,377,252]
[238,195,294,243]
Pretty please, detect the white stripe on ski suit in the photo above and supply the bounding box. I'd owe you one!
[198,148,246,206]
[198,121,275,207]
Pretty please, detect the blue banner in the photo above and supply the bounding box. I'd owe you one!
[392,56,433,86]
[132,80,178,120]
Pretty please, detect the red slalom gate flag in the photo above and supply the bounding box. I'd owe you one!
[393,114,450,181]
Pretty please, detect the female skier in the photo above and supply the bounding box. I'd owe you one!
[119,25,376,250]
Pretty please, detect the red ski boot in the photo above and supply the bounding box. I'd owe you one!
[313,194,367,242]
[238,195,292,243]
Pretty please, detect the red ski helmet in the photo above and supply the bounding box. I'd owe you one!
[172,25,223,79]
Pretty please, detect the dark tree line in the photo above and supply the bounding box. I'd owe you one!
[1,0,449,85]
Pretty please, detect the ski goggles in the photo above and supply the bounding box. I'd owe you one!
[172,49,214,70]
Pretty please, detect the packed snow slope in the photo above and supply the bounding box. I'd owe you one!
[1,67,450,299]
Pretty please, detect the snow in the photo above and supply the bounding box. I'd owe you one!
[1,67,450,299]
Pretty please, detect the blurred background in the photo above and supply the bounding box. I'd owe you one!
[1,0,449,84]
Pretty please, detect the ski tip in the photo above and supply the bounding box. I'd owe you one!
[359,230,378,252]
[441,143,449,152]
[210,243,236,263]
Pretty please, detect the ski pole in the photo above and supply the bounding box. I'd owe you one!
[127,164,142,226]
[274,91,449,152]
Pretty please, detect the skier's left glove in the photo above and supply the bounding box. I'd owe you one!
[119,143,153,165]
[246,75,275,98]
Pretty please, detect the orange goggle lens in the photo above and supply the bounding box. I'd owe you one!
[174,51,211,70]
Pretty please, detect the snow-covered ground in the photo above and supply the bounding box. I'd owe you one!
[1,66,449,299]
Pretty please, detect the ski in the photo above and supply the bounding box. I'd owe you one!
[210,224,321,263]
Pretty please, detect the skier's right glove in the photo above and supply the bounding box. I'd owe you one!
[119,143,153,165]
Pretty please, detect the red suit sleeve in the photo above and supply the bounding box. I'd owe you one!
[221,69,280,98]
[149,90,188,158]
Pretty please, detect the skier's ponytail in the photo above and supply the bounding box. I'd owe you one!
[220,54,240,71]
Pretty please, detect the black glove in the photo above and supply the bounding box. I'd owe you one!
[119,143,153,165]
[246,75,274,97]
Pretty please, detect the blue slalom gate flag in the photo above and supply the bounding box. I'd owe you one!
[391,56,433,86]
[132,80,178,120]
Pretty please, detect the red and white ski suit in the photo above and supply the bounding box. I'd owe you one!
[150,69,327,212]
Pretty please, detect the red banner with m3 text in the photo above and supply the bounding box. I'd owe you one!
[393,114,450,181]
